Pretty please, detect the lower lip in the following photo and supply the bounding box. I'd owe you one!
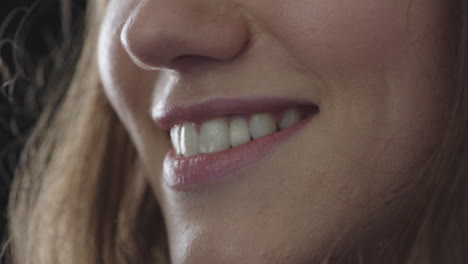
[163,115,316,191]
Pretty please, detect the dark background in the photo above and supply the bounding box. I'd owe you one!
[0,0,86,261]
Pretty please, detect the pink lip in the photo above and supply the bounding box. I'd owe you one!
[152,96,316,130]
[154,97,319,191]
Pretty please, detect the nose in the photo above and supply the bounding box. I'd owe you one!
[120,0,250,71]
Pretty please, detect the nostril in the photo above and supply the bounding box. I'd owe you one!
[119,0,250,72]
[170,55,220,72]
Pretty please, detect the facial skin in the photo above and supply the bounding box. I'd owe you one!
[98,0,457,263]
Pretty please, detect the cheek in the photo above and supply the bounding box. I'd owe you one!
[98,1,170,160]
[245,0,455,174]
[98,1,174,198]
[247,0,436,75]
[98,1,154,119]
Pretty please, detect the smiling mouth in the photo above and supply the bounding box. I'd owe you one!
[170,106,317,157]
[153,97,319,190]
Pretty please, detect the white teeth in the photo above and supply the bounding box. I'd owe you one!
[169,108,309,157]
[180,123,200,157]
[229,118,251,147]
[170,125,182,155]
[249,113,277,140]
[199,118,230,153]
[279,108,301,130]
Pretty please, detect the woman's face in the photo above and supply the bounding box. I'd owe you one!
[98,0,457,262]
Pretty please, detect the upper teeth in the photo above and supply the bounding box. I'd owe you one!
[170,108,303,157]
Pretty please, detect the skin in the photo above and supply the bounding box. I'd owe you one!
[98,0,457,263]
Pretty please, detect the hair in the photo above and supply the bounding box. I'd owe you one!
[1,0,468,263]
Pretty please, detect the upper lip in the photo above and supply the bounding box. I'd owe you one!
[151,96,317,131]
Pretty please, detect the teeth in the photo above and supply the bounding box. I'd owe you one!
[229,117,250,147]
[249,113,277,140]
[180,122,200,157]
[279,108,301,130]
[170,125,182,155]
[199,118,230,153]
[169,108,310,157]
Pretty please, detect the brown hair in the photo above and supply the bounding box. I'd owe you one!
[3,0,468,263]
[4,1,168,263]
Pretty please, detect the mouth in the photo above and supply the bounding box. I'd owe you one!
[153,97,319,191]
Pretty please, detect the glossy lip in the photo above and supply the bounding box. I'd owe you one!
[154,97,319,191]
[152,96,316,130]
